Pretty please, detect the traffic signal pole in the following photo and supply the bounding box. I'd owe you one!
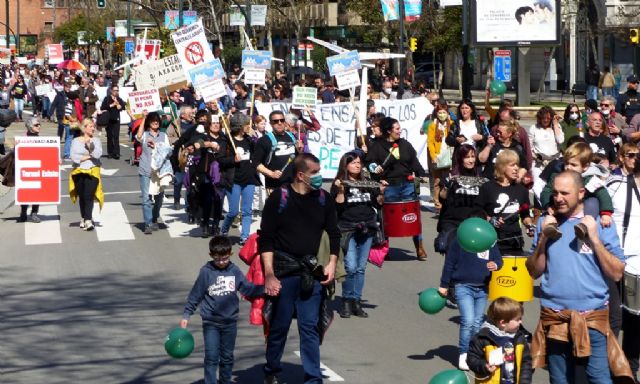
[5,0,9,49]
[398,0,406,98]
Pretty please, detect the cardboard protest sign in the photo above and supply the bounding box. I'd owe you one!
[242,50,271,86]
[35,83,52,97]
[134,55,188,92]
[291,86,318,109]
[188,59,227,101]
[127,89,162,116]
[327,51,361,91]
[135,39,161,61]
[256,97,432,179]
[47,44,64,65]
[14,136,61,205]
[171,19,215,79]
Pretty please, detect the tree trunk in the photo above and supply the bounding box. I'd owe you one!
[457,52,463,98]
[207,0,225,50]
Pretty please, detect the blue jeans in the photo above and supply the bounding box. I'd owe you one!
[455,284,488,353]
[547,328,611,384]
[342,232,373,300]
[139,174,163,226]
[63,124,72,158]
[173,171,188,209]
[202,321,237,384]
[586,85,599,101]
[221,183,255,241]
[383,181,422,242]
[13,98,24,119]
[264,276,322,383]
[41,97,51,119]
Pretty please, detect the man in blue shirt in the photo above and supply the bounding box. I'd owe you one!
[526,170,630,383]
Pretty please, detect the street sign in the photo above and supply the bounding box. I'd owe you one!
[493,50,511,82]
[124,40,135,55]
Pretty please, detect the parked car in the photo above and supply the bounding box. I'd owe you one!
[414,61,443,87]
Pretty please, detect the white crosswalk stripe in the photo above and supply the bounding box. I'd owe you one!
[159,199,199,238]
[93,201,136,242]
[24,205,62,245]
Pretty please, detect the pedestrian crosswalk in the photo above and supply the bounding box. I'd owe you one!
[12,199,261,246]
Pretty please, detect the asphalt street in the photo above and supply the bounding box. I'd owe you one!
[0,118,552,384]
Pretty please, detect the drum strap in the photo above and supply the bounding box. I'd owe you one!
[622,175,640,247]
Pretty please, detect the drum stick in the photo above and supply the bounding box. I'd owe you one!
[501,203,530,221]
[381,143,399,168]
[280,154,295,173]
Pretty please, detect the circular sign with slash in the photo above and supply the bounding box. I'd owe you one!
[184,42,204,65]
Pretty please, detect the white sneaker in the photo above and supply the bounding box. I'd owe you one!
[79,219,86,229]
[84,220,95,231]
[458,353,469,371]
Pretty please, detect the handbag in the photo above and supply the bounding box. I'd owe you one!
[433,227,456,254]
[368,240,389,268]
[96,111,110,126]
[435,143,452,169]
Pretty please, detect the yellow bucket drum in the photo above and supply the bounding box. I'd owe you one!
[488,256,534,302]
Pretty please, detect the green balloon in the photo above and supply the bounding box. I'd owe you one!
[165,327,195,359]
[418,288,446,315]
[490,79,507,96]
[429,369,469,384]
[457,217,498,253]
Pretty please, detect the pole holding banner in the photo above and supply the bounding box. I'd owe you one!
[248,84,256,131]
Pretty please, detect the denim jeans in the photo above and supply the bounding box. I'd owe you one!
[202,321,237,384]
[13,98,24,119]
[139,174,163,226]
[455,284,488,353]
[173,171,188,209]
[221,183,255,241]
[264,276,322,383]
[547,328,612,384]
[63,124,72,158]
[42,97,51,119]
[342,232,373,300]
[586,85,599,101]
[383,181,422,242]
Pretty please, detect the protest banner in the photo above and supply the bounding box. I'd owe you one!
[90,64,100,74]
[256,97,433,178]
[291,86,318,109]
[188,59,226,102]
[327,51,361,90]
[0,47,10,65]
[127,89,162,116]
[47,44,64,65]
[106,27,115,43]
[16,57,28,65]
[35,83,52,97]
[171,19,215,79]
[14,136,61,205]
[229,5,246,26]
[242,50,271,86]
[251,5,268,26]
[135,39,161,61]
[134,55,188,92]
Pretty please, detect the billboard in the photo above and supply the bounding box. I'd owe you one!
[472,0,560,46]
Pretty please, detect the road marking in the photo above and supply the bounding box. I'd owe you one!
[120,144,130,148]
[93,202,136,242]
[100,168,119,176]
[159,199,197,238]
[25,205,62,245]
[293,351,344,382]
[62,190,141,198]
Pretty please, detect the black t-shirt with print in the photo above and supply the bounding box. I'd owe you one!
[252,132,297,188]
[474,180,530,252]
[481,142,528,180]
[231,136,259,186]
[438,172,488,232]
[584,132,616,164]
[331,184,379,224]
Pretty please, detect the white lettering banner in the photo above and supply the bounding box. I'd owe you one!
[256,97,433,179]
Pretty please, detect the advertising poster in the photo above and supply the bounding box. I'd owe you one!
[115,20,128,38]
[14,136,61,205]
[473,0,560,45]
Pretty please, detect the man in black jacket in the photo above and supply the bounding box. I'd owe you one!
[259,153,340,384]
[100,85,126,159]
[49,82,70,139]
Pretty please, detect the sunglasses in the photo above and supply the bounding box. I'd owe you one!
[32,123,41,127]
[623,153,640,159]
[270,118,286,124]
[600,103,611,107]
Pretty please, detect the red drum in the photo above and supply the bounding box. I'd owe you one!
[383,200,422,237]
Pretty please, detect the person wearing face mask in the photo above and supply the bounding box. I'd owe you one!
[379,80,397,101]
[367,117,429,260]
[599,95,628,150]
[259,153,341,384]
[427,102,454,210]
[560,103,583,147]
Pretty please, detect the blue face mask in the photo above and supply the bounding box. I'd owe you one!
[308,174,323,190]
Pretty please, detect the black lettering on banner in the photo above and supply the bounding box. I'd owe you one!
[308,130,321,143]
[326,127,335,144]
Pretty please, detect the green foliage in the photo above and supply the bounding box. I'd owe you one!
[221,44,243,68]
[310,47,327,72]
[53,15,110,48]
[421,7,463,55]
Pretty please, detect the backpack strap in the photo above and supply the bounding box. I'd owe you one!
[266,131,297,167]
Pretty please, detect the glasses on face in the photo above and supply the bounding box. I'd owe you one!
[600,103,611,107]
[212,256,231,263]
[623,152,640,159]
[32,123,41,127]
[270,118,286,124]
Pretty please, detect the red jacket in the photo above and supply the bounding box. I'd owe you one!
[238,233,265,326]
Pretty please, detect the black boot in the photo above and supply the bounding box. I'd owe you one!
[339,298,351,318]
[201,225,211,238]
[350,299,369,318]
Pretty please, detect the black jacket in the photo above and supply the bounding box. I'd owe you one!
[445,118,488,149]
[100,94,125,123]
[49,90,68,119]
[365,138,426,184]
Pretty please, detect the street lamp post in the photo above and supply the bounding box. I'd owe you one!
[5,0,9,49]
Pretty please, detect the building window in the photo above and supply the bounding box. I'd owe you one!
[56,0,67,7]
[43,0,55,7]
[44,22,54,33]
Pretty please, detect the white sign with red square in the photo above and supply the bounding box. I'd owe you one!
[14,136,61,205]
[135,39,162,61]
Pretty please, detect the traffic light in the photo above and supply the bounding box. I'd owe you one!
[97,0,106,8]
[409,37,417,52]
[631,28,639,45]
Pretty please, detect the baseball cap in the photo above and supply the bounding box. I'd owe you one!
[627,74,638,83]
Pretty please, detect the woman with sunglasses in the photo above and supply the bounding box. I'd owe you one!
[332,151,385,318]
[367,117,429,260]
[607,143,640,379]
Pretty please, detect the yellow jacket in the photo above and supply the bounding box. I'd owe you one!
[427,119,452,162]
[476,344,525,384]
[69,166,104,210]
